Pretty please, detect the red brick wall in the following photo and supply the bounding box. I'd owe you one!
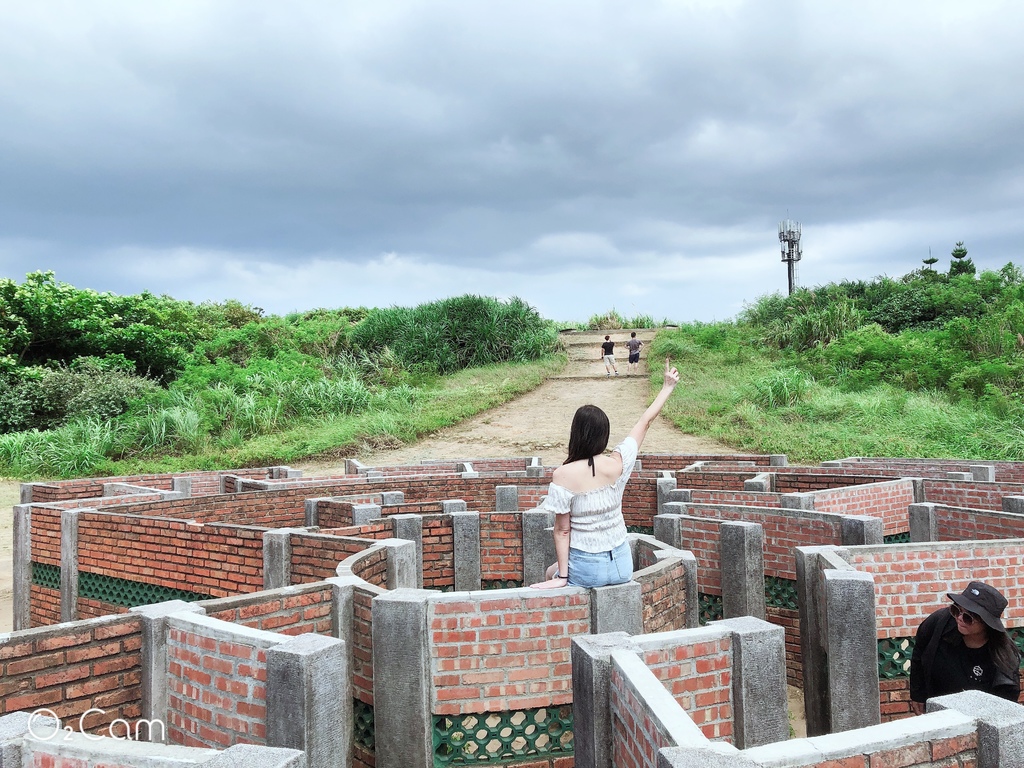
[797,732,977,767]
[610,664,677,768]
[767,606,802,687]
[0,614,142,732]
[690,490,782,507]
[27,469,272,502]
[642,635,733,742]
[76,514,264,598]
[166,619,274,748]
[204,585,334,635]
[480,513,523,583]
[774,473,884,493]
[352,585,378,706]
[638,454,775,471]
[621,478,661,529]
[422,517,455,590]
[812,479,915,536]
[289,533,375,584]
[428,591,589,714]
[636,555,689,635]
[935,505,1024,541]
[923,480,1024,512]
[675,472,751,491]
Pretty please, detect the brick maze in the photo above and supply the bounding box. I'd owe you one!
[5,452,1024,767]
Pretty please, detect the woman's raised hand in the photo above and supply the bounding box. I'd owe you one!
[663,358,680,389]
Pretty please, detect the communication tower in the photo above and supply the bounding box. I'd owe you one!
[778,219,802,295]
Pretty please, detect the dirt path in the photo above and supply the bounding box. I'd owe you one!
[299,330,733,472]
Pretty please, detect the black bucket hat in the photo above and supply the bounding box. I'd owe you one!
[948,581,1008,633]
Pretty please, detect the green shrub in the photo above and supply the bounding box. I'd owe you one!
[749,369,810,408]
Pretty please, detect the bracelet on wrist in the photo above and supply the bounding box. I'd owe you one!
[555,573,567,580]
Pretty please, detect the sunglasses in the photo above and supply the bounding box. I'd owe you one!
[949,604,980,626]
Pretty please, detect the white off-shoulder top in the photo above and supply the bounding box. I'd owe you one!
[538,436,638,553]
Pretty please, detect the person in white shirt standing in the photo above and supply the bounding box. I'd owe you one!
[531,358,680,589]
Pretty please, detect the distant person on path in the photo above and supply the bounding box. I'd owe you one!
[600,335,618,376]
[909,581,1020,713]
[530,358,680,589]
[626,332,643,374]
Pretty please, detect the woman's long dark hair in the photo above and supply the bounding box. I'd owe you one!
[988,627,1022,677]
[565,405,610,465]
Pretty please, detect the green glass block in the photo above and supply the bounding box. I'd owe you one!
[353,699,375,751]
[764,576,799,610]
[31,562,61,590]
[481,579,524,590]
[698,592,723,626]
[432,706,572,765]
[1010,628,1024,662]
[626,525,654,536]
[77,570,209,607]
[883,532,912,544]
[878,636,915,679]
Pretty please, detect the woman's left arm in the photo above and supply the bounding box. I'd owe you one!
[531,513,572,589]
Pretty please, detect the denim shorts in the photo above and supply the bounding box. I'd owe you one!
[567,541,633,588]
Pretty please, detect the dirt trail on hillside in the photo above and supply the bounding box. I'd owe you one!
[299,330,733,472]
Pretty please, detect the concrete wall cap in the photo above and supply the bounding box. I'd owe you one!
[167,612,284,648]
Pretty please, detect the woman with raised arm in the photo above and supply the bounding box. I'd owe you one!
[530,358,680,589]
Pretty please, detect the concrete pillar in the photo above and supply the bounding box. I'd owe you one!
[451,511,481,591]
[743,475,770,492]
[526,457,544,478]
[910,477,926,503]
[372,591,432,768]
[769,454,788,467]
[171,477,192,496]
[720,522,765,621]
[716,617,788,749]
[382,539,417,590]
[129,600,205,741]
[267,633,349,768]
[930,689,1024,768]
[909,503,939,542]
[795,546,833,737]
[381,491,404,506]
[345,458,366,474]
[13,505,31,631]
[840,515,883,546]
[781,493,814,510]
[522,509,555,585]
[824,569,880,732]
[971,465,996,482]
[60,509,80,623]
[591,581,642,635]
[653,510,686,548]
[19,484,36,504]
[441,499,467,514]
[656,477,678,516]
[1002,496,1024,516]
[326,575,358,692]
[946,471,972,480]
[495,485,518,512]
[352,504,382,526]
[391,515,424,588]
[571,633,640,768]
[263,530,294,590]
[303,498,320,527]
[664,489,692,504]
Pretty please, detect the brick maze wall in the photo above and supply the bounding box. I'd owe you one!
[480,513,523,583]
[610,664,677,768]
[204,585,334,635]
[642,633,733,742]
[812,479,915,536]
[0,615,142,732]
[935,504,1024,540]
[923,480,1024,511]
[428,591,589,714]
[166,620,275,748]
[422,516,455,590]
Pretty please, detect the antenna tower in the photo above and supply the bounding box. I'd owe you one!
[778,219,802,295]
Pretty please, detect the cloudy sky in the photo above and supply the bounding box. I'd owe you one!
[1,1,1022,323]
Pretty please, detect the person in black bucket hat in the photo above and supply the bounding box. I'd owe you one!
[909,581,1021,713]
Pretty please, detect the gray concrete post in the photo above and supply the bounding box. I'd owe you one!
[12,505,31,631]
[373,591,432,768]
[715,617,788,749]
[344,458,365,474]
[495,485,519,512]
[795,546,833,737]
[60,509,80,623]
[653,510,686,549]
[720,522,765,621]
[781,493,815,510]
[910,477,926,503]
[591,581,642,635]
[303,498,319,528]
[352,504,382,525]
[571,632,641,768]
[909,503,939,542]
[769,454,788,466]
[946,471,972,480]
[840,515,883,546]
[390,514,424,588]
[656,477,678,516]
[929,689,1024,768]
[824,568,880,732]
[1002,496,1024,516]
[171,477,192,496]
[381,491,404,506]
[19,484,35,504]
[664,489,692,504]
[743,474,770,492]
[522,509,555,585]
[971,464,996,482]
[382,539,417,590]
[441,499,467,514]
[129,600,205,741]
[267,633,349,768]
[526,457,544,478]
[263,530,294,590]
[451,511,481,591]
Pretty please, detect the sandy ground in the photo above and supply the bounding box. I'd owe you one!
[0,331,806,731]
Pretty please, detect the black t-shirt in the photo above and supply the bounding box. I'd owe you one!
[601,341,614,355]
[931,638,995,697]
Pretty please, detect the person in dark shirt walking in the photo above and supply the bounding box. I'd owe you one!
[599,335,618,376]
[909,581,1020,713]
